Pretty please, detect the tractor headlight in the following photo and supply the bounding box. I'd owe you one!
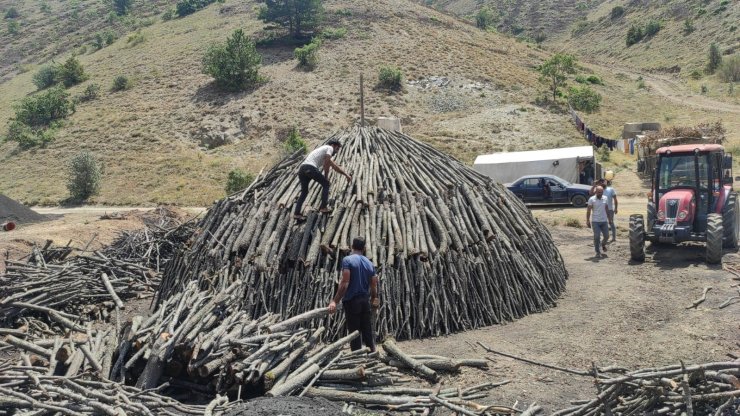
[658,210,666,221]
[677,210,689,221]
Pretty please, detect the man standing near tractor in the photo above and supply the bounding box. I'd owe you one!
[587,186,612,257]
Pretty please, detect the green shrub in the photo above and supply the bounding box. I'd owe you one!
[626,25,644,46]
[690,69,702,80]
[568,85,602,113]
[162,7,175,21]
[57,56,88,88]
[111,75,131,91]
[294,39,320,69]
[127,31,145,46]
[683,18,695,34]
[586,75,603,85]
[225,169,254,194]
[597,145,610,162]
[40,2,51,13]
[533,31,546,44]
[378,66,403,91]
[475,6,497,30]
[637,76,646,89]
[7,20,19,35]
[111,0,132,16]
[67,152,102,202]
[258,0,323,38]
[93,33,105,50]
[4,7,19,19]
[644,20,662,37]
[105,31,116,45]
[610,6,624,19]
[202,29,263,92]
[14,87,74,128]
[697,8,707,17]
[571,20,591,36]
[706,43,722,74]
[284,127,307,153]
[33,65,60,90]
[717,55,740,82]
[176,0,216,17]
[321,27,347,40]
[4,120,56,149]
[575,75,587,84]
[78,83,101,102]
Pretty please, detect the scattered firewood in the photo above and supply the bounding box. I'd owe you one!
[686,286,712,309]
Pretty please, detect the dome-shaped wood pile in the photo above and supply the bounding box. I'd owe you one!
[159,126,567,340]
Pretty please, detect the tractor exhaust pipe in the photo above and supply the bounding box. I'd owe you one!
[2,222,16,231]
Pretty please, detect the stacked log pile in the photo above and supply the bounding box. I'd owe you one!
[553,361,740,415]
[159,126,568,340]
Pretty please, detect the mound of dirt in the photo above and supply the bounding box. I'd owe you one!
[0,194,47,224]
[223,397,345,416]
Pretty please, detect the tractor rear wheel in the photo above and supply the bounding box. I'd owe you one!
[629,214,645,262]
[706,213,723,264]
[722,192,739,248]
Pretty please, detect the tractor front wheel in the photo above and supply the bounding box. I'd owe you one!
[706,213,723,264]
[629,214,645,262]
[723,192,739,248]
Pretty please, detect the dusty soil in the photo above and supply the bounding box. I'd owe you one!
[224,397,346,416]
[2,205,738,414]
[401,212,740,412]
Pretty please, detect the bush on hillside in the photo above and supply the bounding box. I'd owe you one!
[294,38,320,69]
[14,87,74,128]
[4,120,56,149]
[475,6,497,30]
[67,152,103,202]
[225,169,255,194]
[33,65,60,90]
[610,6,624,20]
[111,0,132,16]
[568,85,601,113]
[717,55,740,83]
[706,43,722,74]
[202,29,263,92]
[4,7,19,19]
[127,31,145,46]
[533,31,546,44]
[644,20,662,37]
[284,127,307,153]
[378,66,403,91]
[321,27,347,40]
[683,18,695,34]
[111,75,131,91]
[162,8,175,21]
[78,83,101,102]
[7,20,19,35]
[176,0,217,17]
[626,25,644,46]
[258,0,323,39]
[58,56,88,88]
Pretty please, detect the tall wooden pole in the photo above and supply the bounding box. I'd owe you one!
[360,74,365,126]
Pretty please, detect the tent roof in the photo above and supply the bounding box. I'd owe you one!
[474,146,594,165]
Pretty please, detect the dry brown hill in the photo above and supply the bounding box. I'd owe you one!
[0,0,737,205]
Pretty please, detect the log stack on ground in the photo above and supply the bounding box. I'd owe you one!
[159,126,568,340]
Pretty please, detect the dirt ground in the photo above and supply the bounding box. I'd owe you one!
[1,205,738,414]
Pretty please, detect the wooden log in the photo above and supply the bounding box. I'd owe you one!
[383,338,438,381]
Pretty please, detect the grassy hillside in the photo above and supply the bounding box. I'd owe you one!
[0,0,173,82]
[0,0,737,206]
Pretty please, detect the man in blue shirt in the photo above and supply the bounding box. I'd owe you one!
[328,237,379,351]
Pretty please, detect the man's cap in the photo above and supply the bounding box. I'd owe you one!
[327,139,342,147]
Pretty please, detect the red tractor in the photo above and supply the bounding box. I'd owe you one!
[629,144,739,263]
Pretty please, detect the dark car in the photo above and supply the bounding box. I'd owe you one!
[505,175,591,207]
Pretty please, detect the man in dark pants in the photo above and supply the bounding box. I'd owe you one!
[327,237,379,352]
[293,139,352,221]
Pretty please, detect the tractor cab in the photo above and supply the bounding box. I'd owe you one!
[630,144,738,264]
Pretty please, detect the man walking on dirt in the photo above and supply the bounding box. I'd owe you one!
[590,179,618,241]
[328,237,380,352]
[586,186,612,257]
[294,139,352,221]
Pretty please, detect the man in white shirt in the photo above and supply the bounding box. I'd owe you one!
[586,186,612,257]
[293,139,352,220]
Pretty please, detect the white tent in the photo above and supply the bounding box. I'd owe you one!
[473,146,596,184]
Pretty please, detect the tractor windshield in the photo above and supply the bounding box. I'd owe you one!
[658,154,710,190]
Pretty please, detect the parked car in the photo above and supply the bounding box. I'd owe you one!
[505,175,591,207]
